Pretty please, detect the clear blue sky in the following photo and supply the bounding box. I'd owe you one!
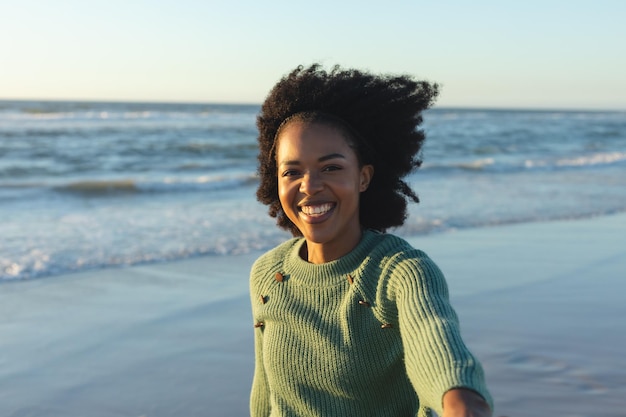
[1,0,625,109]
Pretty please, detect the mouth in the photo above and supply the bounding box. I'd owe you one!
[298,202,336,222]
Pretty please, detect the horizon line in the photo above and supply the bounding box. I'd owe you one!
[0,97,624,113]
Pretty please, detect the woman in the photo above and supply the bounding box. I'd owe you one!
[250,64,493,417]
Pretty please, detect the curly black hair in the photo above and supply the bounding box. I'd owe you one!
[256,64,438,236]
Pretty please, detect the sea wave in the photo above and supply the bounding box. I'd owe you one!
[54,179,139,195]
[50,174,259,196]
[422,158,495,172]
[524,151,626,169]
[1,110,234,121]
[422,151,626,174]
[455,158,495,170]
[0,101,259,123]
[4,207,626,282]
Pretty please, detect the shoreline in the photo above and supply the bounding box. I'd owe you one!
[4,210,625,284]
[1,213,625,416]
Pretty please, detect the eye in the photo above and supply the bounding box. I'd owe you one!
[281,169,301,177]
[322,165,342,172]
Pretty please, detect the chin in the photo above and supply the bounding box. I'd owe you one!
[301,227,336,244]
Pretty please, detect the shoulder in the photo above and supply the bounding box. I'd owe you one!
[364,232,447,298]
[250,238,301,287]
[365,232,437,275]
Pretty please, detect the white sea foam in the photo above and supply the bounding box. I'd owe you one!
[524,151,626,169]
[555,151,626,167]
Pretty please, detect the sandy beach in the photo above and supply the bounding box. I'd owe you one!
[1,213,625,417]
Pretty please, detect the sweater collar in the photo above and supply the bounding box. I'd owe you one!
[282,229,383,287]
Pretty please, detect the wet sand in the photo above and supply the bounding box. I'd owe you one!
[2,214,625,416]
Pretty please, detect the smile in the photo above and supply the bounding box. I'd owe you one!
[299,203,335,218]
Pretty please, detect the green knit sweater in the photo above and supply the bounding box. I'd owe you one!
[249,230,493,417]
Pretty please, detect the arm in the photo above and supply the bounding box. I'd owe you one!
[388,252,493,415]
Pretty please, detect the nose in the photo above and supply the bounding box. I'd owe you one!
[299,171,323,195]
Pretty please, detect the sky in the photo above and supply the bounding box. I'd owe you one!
[1,0,625,110]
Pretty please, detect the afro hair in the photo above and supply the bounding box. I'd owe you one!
[256,64,438,236]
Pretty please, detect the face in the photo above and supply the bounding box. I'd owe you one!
[276,121,373,261]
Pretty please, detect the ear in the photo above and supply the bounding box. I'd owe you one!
[359,164,374,192]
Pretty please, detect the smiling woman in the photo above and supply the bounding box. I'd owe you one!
[249,64,494,417]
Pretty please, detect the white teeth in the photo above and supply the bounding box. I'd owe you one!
[301,203,333,216]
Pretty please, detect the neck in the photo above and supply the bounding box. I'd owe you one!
[302,229,363,264]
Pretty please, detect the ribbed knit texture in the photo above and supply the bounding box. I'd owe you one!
[250,230,493,417]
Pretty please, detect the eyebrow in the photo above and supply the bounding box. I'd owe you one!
[280,153,346,166]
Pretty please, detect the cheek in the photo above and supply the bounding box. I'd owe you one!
[339,175,363,198]
[277,180,295,210]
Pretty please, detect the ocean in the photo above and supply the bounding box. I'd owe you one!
[1,100,625,281]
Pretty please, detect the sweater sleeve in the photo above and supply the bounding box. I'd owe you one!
[249,259,271,417]
[386,251,493,415]
[250,324,271,417]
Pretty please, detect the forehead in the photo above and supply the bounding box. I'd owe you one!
[275,121,355,158]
